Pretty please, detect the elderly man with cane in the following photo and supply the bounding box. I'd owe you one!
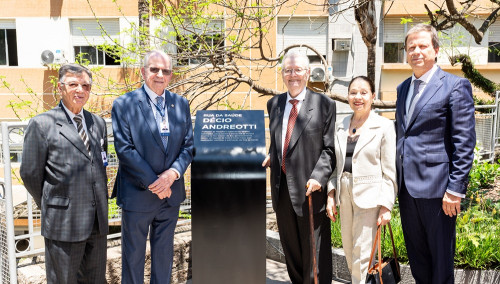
[263,50,336,284]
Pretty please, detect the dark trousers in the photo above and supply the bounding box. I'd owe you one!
[45,216,107,284]
[121,203,180,284]
[276,173,332,284]
[399,177,456,284]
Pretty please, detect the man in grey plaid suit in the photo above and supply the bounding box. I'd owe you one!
[20,64,109,284]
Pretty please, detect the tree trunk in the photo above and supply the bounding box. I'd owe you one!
[138,0,150,48]
[366,43,376,81]
[355,0,377,82]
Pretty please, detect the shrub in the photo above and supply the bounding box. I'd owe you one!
[331,151,500,269]
[331,205,500,269]
[455,204,500,269]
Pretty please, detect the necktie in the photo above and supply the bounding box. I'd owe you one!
[155,96,168,149]
[407,79,422,121]
[282,99,299,174]
[73,114,91,156]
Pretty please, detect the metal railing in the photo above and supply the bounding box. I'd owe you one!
[1,95,499,282]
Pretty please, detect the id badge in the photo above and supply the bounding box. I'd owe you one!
[160,120,170,137]
[101,151,108,167]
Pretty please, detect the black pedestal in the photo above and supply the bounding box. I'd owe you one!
[192,110,266,284]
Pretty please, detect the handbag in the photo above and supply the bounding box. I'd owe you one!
[365,223,401,284]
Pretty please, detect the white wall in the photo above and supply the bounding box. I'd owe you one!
[328,0,383,112]
[16,17,71,68]
[15,16,137,68]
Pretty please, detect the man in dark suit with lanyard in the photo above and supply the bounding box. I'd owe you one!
[112,50,194,283]
[263,50,336,283]
[21,64,109,283]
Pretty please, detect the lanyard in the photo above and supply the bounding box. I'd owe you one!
[148,95,167,118]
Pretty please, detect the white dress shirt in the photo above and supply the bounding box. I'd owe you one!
[61,102,89,134]
[281,87,307,156]
[405,64,438,114]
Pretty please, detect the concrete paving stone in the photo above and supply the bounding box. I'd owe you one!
[183,258,347,284]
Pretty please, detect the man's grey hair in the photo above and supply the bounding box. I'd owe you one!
[405,23,440,50]
[143,50,173,68]
[59,63,92,84]
[281,49,310,69]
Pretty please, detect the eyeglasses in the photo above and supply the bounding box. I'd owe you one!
[60,82,91,91]
[149,67,172,76]
[283,68,307,75]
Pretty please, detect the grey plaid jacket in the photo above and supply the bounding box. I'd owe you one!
[20,104,109,242]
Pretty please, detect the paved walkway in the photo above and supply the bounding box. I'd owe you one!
[185,258,348,284]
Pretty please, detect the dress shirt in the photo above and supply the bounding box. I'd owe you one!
[405,64,438,113]
[281,87,307,156]
[61,101,89,134]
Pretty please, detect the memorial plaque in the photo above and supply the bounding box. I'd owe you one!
[192,110,266,284]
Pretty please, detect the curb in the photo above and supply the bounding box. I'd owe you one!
[265,230,500,284]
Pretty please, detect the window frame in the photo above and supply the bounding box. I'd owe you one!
[0,28,18,66]
[73,45,120,66]
[488,42,500,63]
[276,17,328,60]
[70,18,120,66]
[175,20,225,67]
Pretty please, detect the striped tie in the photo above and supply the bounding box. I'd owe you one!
[73,114,91,156]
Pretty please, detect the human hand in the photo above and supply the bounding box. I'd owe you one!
[262,155,270,168]
[305,179,322,196]
[377,206,391,226]
[148,169,177,199]
[326,191,337,222]
[442,192,461,217]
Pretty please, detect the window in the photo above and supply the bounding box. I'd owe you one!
[0,20,18,66]
[74,46,119,65]
[383,18,406,63]
[488,24,500,62]
[384,42,405,63]
[176,20,224,66]
[70,19,120,66]
[277,17,328,60]
[488,42,500,62]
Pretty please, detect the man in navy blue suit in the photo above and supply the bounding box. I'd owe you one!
[395,24,476,283]
[112,50,194,283]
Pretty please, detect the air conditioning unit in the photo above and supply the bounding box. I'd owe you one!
[333,39,351,51]
[41,50,67,65]
[309,64,330,82]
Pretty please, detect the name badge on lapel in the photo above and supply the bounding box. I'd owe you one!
[100,139,108,166]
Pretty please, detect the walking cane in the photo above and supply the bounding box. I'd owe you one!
[307,185,319,284]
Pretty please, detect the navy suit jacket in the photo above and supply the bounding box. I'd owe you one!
[111,86,194,212]
[395,67,476,198]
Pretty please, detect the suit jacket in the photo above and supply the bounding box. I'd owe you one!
[396,66,476,198]
[267,88,336,217]
[20,104,109,242]
[111,86,194,212]
[327,112,397,210]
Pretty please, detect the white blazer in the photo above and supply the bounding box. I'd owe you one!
[327,112,397,210]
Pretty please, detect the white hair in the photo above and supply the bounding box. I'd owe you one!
[281,49,310,69]
[143,50,173,67]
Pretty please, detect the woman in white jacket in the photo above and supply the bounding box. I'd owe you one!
[326,76,397,284]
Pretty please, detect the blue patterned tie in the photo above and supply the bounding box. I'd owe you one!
[155,96,168,150]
